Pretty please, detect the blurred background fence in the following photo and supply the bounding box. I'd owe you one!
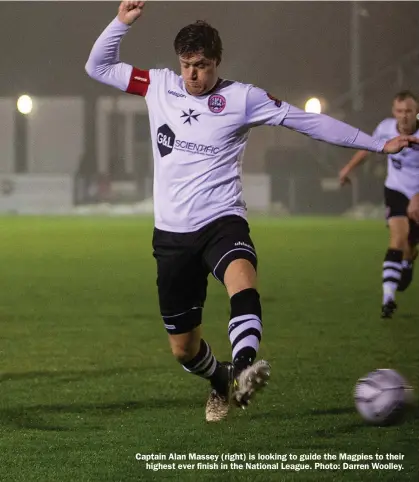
[1,1,418,216]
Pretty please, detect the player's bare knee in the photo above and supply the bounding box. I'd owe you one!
[389,230,409,251]
[168,330,201,363]
[171,346,196,363]
[389,236,408,252]
[388,218,410,248]
[224,259,257,297]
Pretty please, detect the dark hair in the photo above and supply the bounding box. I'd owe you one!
[174,20,223,65]
[393,90,418,103]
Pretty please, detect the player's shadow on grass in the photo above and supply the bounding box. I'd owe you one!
[397,313,418,320]
[309,407,366,434]
[0,397,201,432]
[250,406,356,422]
[0,367,168,384]
[309,407,355,416]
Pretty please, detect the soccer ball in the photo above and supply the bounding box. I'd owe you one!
[354,369,413,425]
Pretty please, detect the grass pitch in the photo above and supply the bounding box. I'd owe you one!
[0,216,418,481]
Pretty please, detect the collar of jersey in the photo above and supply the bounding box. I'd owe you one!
[183,78,224,98]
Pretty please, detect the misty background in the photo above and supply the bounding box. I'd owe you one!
[0,1,418,215]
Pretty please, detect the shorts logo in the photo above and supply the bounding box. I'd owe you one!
[267,93,282,108]
[234,241,254,251]
[208,94,226,113]
[157,124,175,157]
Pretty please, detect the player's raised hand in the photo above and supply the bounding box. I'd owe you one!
[383,135,419,154]
[118,1,146,26]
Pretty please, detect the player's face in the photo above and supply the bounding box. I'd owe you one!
[179,53,218,96]
[392,98,418,134]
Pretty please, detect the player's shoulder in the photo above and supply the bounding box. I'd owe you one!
[219,78,250,90]
[220,79,262,97]
[375,117,396,133]
[148,68,181,84]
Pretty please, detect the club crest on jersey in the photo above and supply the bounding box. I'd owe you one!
[208,94,226,113]
[267,93,282,108]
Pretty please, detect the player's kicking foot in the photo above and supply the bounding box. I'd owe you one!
[205,362,234,422]
[232,360,271,408]
[381,300,397,319]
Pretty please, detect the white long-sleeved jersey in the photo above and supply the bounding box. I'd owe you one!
[86,18,386,232]
[372,118,419,199]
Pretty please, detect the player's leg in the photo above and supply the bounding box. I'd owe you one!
[382,216,409,317]
[153,228,232,422]
[167,326,233,422]
[224,259,270,407]
[398,221,419,292]
[204,216,270,408]
[398,244,418,292]
[382,188,410,318]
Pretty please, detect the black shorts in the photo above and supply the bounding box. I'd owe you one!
[384,187,419,244]
[152,215,257,333]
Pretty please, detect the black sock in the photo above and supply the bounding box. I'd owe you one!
[228,288,262,374]
[382,249,403,304]
[182,339,217,379]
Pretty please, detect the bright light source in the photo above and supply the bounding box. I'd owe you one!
[305,97,322,114]
[17,95,33,115]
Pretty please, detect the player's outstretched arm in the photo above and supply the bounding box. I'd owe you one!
[281,105,419,155]
[339,150,369,186]
[85,1,147,92]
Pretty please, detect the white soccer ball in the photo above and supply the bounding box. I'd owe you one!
[354,369,413,425]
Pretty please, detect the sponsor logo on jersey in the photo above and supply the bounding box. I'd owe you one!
[181,109,201,125]
[168,90,187,98]
[208,94,226,113]
[267,93,282,108]
[157,124,220,157]
[157,124,176,157]
[174,140,220,155]
[390,155,402,170]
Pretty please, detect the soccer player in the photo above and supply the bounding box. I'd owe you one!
[86,1,419,421]
[339,91,419,319]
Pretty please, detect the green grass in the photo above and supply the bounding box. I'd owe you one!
[0,216,418,482]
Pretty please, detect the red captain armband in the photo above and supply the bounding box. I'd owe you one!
[127,68,150,96]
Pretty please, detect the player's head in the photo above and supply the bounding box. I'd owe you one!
[392,90,418,133]
[174,20,223,96]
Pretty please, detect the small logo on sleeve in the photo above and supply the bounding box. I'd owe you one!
[267,93,282,108]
